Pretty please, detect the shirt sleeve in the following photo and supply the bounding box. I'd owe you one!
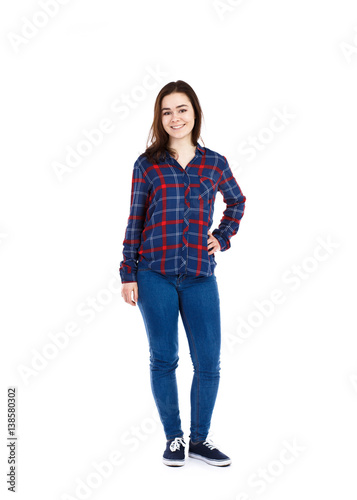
[119,159,151,283]
[212,156,246,252]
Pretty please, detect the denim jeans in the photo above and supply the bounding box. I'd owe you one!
[136,268,221,442]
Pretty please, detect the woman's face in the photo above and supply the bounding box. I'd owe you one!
[161,92,196,142]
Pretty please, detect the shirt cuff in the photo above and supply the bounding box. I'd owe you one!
[119,266,137,284]
[212,230,231,252]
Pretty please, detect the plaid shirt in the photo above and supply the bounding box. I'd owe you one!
[119,143,246,283]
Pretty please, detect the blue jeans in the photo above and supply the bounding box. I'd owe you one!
[136,268,221,442]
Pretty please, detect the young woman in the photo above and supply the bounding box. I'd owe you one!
[119,80,246,467]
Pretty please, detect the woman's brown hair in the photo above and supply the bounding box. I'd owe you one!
[143,80,205,164]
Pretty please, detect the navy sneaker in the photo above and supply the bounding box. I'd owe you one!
[163,437,186,466]
[188,439,232,466]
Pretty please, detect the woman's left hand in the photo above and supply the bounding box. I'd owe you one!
[207,230,221,255]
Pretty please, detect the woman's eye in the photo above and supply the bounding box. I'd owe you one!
[163,109,187,116]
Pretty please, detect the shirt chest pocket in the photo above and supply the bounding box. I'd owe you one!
[198,175,216,200]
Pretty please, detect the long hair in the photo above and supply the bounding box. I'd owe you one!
[143,80,205,164]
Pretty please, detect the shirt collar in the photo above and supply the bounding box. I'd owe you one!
[162,142,204,163]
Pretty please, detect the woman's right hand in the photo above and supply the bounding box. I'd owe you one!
[121,282,138,306]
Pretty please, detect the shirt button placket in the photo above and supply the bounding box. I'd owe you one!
[180,169,190,275]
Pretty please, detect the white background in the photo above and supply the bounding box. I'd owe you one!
[1,0,357,499]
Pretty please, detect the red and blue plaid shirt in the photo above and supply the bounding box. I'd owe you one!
[119,143,246,283]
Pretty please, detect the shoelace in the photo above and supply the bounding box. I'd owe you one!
[169,437,186,452]
[202,440,217,450]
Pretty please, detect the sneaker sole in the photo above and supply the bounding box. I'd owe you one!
[188,452,231,467]
[162,458,185,467]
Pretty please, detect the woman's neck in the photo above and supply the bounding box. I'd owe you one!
[168,137,196,159]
